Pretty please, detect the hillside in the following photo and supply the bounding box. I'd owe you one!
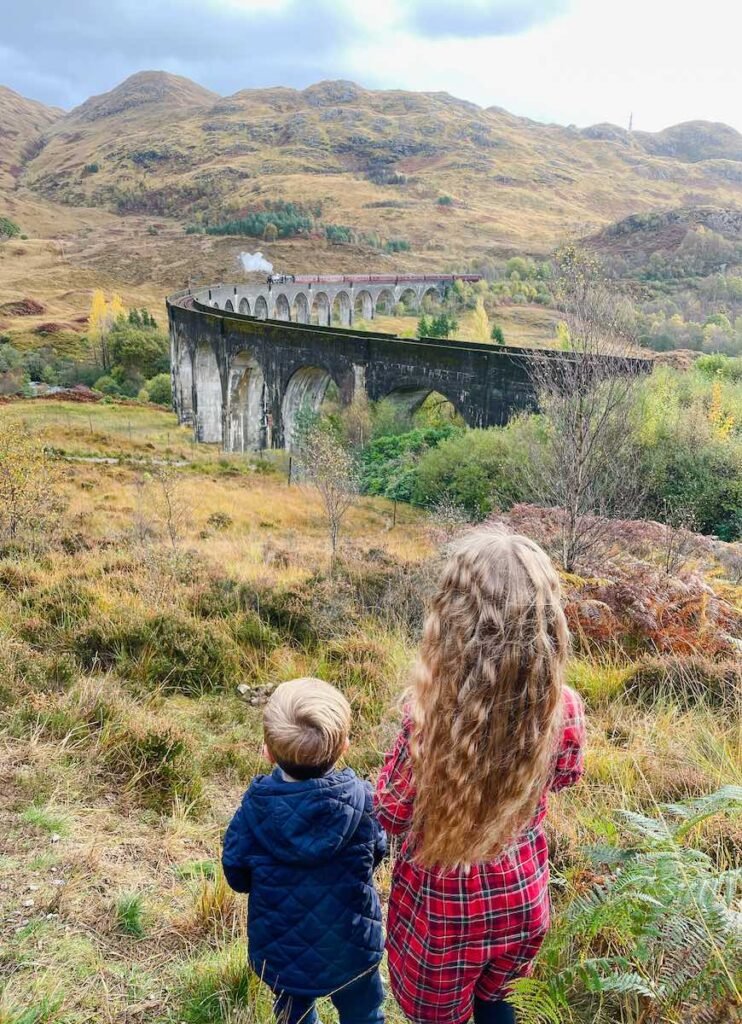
[0,85,61,191]
[9,72,742,258]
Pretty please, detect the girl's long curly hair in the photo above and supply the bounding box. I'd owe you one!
[410,529,569,867]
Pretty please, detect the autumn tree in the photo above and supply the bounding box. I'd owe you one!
[471,297,490,342]
[88,290,126,372]
[522,246,646,571]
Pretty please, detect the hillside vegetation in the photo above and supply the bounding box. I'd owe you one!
[12,72,742,256]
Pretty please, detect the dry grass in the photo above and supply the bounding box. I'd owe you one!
[0,401,739,1022]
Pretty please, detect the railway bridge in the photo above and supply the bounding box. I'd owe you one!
[167,277,651,452]
[201,273,480,326]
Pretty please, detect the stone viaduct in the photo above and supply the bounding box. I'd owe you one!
[198,274,475,327]
[167,277,651,452]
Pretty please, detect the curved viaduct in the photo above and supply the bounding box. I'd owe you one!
[167,279,651,452]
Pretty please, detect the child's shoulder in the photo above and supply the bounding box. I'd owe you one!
[562,684,585,722]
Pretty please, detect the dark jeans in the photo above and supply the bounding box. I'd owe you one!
[473,997,515,1024]
[274,968,385,1024]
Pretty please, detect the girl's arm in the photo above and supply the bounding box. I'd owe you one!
[221,802,253,893]
[374,718,416,836]
[550,685,586,793]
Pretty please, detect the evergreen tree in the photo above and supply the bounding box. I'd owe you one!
[491,324,505,345]
[128,309,142,327]
[417,314,430,338]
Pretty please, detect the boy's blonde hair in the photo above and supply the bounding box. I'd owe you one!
[263,678,351,774]
[410,529,569,866]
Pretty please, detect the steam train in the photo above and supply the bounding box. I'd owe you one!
[266,273,481,286]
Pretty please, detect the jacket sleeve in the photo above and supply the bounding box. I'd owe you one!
[550,686,586,793]
[364,783,388,867]
[374,717,416,837]
[221,802,253,893]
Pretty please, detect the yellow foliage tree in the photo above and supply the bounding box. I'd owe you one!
[87,290,127,372]
[471,297,490,342]
[555,321,571,350]
[708,380,734,439]
[108,294,125,324]
[88,289,108,343]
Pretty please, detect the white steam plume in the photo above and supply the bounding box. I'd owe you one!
[240,251,273,274]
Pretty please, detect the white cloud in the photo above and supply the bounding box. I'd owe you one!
[3,0,741,131]
[344,0,742,131]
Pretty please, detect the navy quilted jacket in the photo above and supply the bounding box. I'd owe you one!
[222,767,386,997]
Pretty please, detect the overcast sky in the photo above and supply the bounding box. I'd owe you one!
[2,0,741,132]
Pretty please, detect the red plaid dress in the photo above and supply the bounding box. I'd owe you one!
[374,685,585,1024]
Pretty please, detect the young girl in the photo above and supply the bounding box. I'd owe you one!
[375,530,586,1024]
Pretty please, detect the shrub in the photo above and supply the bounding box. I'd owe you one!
[437,194,454,206]
[695,353,742,382]
[101,712,203,812]
[93,374,121,396]
[361,426,457,502]
[205,511,232,531]
[0,425,64,541]
[412,427,525,517]
[143,372,172,405]
[0,216,21,240]
[73,610,244,694]
[622,654,740,711]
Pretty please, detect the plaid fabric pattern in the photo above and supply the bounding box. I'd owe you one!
[374,686,586,1024]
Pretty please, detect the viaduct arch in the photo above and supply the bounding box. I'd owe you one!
[168,279,650,452]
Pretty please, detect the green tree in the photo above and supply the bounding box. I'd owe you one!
[108,322,169,379]
[491,324,505,345]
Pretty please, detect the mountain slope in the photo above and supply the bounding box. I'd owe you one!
[0,85,62,191]
[7,73,742,258]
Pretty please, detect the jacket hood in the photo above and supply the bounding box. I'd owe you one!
[241,767,368,865]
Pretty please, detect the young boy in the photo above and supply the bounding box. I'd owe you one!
[222,677,387,1024]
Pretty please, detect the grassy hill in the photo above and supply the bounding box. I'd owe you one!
[9,71,742,258]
